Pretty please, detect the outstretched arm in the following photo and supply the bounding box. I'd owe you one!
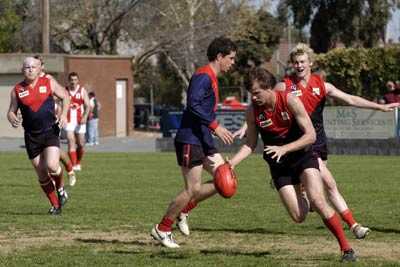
[325,82,400,111]
[229,106,258,168]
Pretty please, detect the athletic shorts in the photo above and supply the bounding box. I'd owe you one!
[175,141,218,168]
[265,150,319,190]
[312,142,328,161]
[24,125,60,159]
[64,122,86,134]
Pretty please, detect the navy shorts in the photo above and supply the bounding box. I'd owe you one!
[24,125,60,159]
[312,142,328,161]
[265,150,319,190]
[175,141,218,168]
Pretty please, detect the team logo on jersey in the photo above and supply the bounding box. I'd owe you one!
[281,112,289,120]
[18,90,29,98]
[289,84,297,91]
[291,90,302,97]
[39,86,47,93]
[258,113,266,121]
[259,119,272,128]
[75,93,81,99]
[312,87,320,95]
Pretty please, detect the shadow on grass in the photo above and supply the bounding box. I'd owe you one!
[114,249,272,259]
[200,249,271,257]
[370,226,400,234]
[191,227,286,235]
[75,238,152,246]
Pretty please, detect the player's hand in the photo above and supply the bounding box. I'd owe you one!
[58,115,67,128]
[379,102,400,112]
[80,117,87,124]
[264,145,287,163]
[214,125,234,145]
[9,115,21,128]
[233,126,247,139]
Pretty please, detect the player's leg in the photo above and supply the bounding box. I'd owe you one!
[301,168,356,262]
[31,155,61,214]
[60,149,76,186]
[175,153,225,236]
[151,164,203,248]
[277,183,308,223]
[45,146,68,207]
[74,125,86,171]
[66,127,78,168]
[319,158,370,239]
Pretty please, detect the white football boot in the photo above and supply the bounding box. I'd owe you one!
[151,225,180,248]
[351,223,370,239]
[68,171,76,186]
[73,164,81,171]
[177,213,190,236]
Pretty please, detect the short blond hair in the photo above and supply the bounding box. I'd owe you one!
[289,43,315,63]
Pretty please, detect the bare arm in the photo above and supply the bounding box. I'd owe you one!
[229,105,258,168]
[51,79,70,128]
[80,88,91,124]
[274,82,286,92]
[7,89,20,128]
[325,82,400,111]
[264,94,316,162]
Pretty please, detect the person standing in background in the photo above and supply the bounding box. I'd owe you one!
[87,91,101,146]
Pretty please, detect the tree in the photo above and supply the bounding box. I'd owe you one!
[50,0,141,54]
[0,0,22,52]
[279,0,397,52]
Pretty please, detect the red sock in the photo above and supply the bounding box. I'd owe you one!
[340,209,356,228]
[61,156,73,173]
[77,146,85,164]
[69,151,77,166]
[323,213,351,251]
[181,200,197,214]
[49,167,64,190]
[158,216,174,232]
[40,179,60,208]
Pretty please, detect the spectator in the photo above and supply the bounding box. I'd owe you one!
[380,80,400,104]
[87,91,101,146]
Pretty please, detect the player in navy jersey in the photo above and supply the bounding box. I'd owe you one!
[229,67,357,262]
[151,37,237,248]
[7,57,70,215]
[35,55,76,187]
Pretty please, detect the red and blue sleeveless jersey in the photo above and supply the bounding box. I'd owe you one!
[175,65,219,149]
[14,76,56,134]
[284,74,327,146]
[254,91,303,147]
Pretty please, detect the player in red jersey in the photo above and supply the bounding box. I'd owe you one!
[229,67,357,262]
[276,43,399,239]
[234,43,399,239]
[151,37,236,248]
[35,55,76,186]
[64,72,90,172]
[7,57,70,215]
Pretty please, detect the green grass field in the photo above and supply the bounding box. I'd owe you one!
[0,152,399,266]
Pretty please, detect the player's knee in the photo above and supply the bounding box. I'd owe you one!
[290,212,306,223]
[308,196,326,211]
[48,165,61,176]
[186,184,201,198]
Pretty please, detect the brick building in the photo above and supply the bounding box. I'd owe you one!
[0,54,134,137]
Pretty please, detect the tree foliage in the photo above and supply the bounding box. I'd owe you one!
[315,46,400,101]
[0,0,23,52]
[279,0,397,53]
